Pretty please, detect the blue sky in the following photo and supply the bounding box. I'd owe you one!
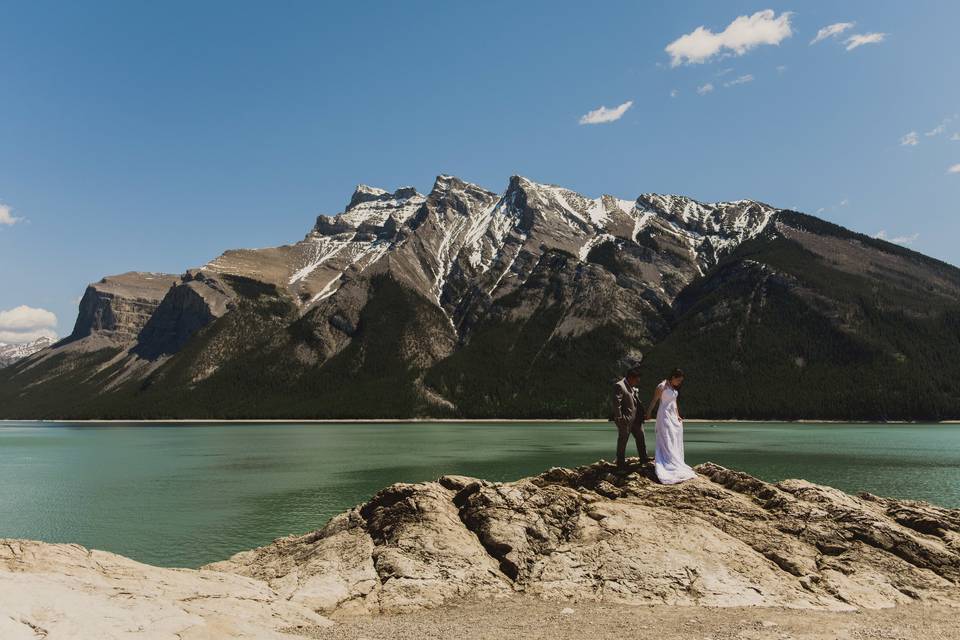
[1,1,958,342]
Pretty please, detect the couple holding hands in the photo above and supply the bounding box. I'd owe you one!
[612,366,697,485]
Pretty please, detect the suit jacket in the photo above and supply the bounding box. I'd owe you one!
[612,378,643,430]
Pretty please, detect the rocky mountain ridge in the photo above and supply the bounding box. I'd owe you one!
[3,461,959,638]
[2,174,960,419]
[0,336,55,368]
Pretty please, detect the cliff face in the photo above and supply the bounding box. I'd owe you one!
[66,272,180,345]
[2,462,960,638]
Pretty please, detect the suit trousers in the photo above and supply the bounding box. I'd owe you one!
[616,420,648,465]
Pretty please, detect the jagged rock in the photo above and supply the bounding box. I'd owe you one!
[4,461,960,637]
[207,461,960,615]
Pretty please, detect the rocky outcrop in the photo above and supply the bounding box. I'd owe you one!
[65,272,179,345]
[3,462,960,637]
[0,539,331,639]
[207,461,960,615]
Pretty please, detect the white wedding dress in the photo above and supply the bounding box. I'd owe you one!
[654,381,697,484]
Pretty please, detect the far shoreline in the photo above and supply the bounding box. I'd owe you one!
[1,418,957,425]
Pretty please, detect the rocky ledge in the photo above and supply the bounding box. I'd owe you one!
[3,461,960,638]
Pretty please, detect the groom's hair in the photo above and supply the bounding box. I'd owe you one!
[626,366,642,378]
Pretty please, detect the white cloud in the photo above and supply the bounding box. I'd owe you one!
[0,305,58,344]
[839,198,849,207]
[874,230,919,246]
[579,100,633,125]
[926,124,946,137]
[716,67,735,77]
[900,131,919,146]
[776,65,787,73]
[670,89,679,98]
[0,203,24,226]
[697,83,715,95]
[0,305,58,331]
[724,74,754,87]
[949,164,960,174]
[810,22,855,45]
[844,32,886,51]
[665,10,793,67]
[951,133,960,141]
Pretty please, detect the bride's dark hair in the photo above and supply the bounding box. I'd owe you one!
[668,368,684,380]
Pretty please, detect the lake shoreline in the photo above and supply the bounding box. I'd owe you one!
[2,418,956,424]
[6,460,960,639]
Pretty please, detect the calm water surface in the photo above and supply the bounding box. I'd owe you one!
[1,421,958,568]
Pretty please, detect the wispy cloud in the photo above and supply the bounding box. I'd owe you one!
[810,22,855,45]
[874,230,919,246]
[844,32,886,51]
[900,131,919,147]
[0,203,24,226]
[926,124,946,137]
[579,100,633,125]
[817,198,849,215]
[949,164,960,174]
[669,89,679,98]
[0,305,58,344]
[776,65,787,73]
[665,10,792,67]
[724,74,754,87]
[951,133,960,141]
[696,83,715,95]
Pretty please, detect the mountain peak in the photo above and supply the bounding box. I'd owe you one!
[348,184,389,208]
[429,175,498,204]
[347,184,421,211]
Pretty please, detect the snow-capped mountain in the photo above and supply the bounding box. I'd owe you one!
[205,174,780,327]
[4,175,960,420]
[0,336,55,368]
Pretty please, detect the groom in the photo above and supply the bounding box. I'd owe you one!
[611,366,650,470]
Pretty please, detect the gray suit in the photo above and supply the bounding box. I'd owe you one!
[612,378,648,466]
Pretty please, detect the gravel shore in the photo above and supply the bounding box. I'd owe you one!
[302,597,960,640]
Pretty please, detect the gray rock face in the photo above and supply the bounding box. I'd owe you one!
[207,461,960,615]
[133,271,233,359]
[66,272,180,345]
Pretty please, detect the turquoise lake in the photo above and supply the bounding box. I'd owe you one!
[1,421,958,568]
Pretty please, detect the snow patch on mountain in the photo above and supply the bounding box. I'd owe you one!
[0,336,55,368]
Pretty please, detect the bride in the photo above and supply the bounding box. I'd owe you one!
[646,368,696,484]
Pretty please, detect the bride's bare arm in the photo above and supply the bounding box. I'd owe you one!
[646,384,662,420]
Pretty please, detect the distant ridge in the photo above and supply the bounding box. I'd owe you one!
[3,175,960,420]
